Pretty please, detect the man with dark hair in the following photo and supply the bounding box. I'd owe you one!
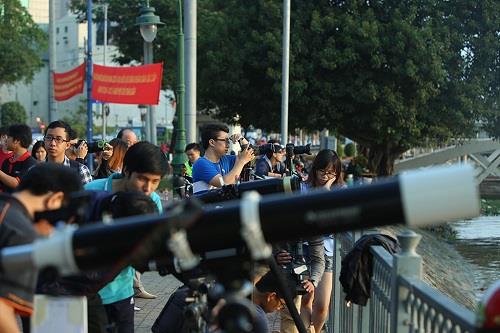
[192,123,255,194]
[253,270,298,333]
[86,141,170,208]
[0,127,13,167]
[184,142,202,178]
[44,120,92,184]
[254,141,286,179]
[0,124,37,192]
[85,141,170,312]
[0,163,82,333]
[117,128,138,148]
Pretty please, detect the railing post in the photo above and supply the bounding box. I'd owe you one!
[332,236,341,333]
[390,230,422,333]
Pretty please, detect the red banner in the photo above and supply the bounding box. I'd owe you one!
[91,63,163,105]
[53,63,86,101]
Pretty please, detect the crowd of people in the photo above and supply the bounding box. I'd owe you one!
[0,121,346,333]
[186,124,346,333]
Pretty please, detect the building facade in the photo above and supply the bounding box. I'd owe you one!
[0,0,175,136]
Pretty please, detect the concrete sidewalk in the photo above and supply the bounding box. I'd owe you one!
[134,272,182,333]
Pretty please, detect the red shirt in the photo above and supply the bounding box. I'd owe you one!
[0,151,37,192]
[0,149,13,168]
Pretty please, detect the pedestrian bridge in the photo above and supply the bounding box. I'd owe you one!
[394,139,500,186]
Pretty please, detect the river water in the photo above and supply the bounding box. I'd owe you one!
[452,215,500,300]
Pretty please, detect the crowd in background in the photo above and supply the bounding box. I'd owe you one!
[0,120,360,333]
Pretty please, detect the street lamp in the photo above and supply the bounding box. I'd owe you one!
[171,0,187,176]
[136,1,163,145]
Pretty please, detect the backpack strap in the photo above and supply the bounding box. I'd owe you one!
[0,194,13,225]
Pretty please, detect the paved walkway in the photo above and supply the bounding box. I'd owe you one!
[134,272,281,333]
[134,272,182,333]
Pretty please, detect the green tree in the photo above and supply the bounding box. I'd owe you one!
[1,101,27,126]
[70,0,499,175]
[0,0,47,86]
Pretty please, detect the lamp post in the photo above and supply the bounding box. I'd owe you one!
[136,1,163,145]
[171,0,187,176]
[101,2,108,139]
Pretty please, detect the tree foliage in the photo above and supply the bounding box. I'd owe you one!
[70,0,499,175]
[1,101,27,126]
[0,0,47,86]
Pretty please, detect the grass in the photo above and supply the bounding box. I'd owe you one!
[481,198,500,216]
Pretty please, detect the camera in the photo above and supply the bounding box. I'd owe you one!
[88,140,109,153]
[239,143,269,155]
[240,142,287,156]
[77,139,108,154]
[281,242,311,295]
[286,143,311,155]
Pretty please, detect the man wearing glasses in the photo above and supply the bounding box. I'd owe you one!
[44,120,93,185]
[192,123,255,194]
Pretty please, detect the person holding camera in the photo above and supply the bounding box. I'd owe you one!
[254,141,286,179]
[192,124,255,194]
[44,121,92,185]
[94,139,128,180]
[66,128,89,164]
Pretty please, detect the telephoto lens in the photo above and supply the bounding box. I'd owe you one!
[196,176,301,204]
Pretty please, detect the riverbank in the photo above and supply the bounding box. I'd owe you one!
[376,225,478,310]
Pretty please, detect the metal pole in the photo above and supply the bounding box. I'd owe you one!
[171,0,187,175]
[48,0,57,122]
[280,0,290,144]
[102,3,108,139]
[184,0,196,143]
[148,42,157,145]
[143,42,152,142]
[86,0,94,173]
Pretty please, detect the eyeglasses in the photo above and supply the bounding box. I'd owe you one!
[44,135,68,144]
[318,169,337,178]
[214,138,230,144]
[278,298,286,310]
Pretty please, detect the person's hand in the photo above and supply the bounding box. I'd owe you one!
[323,177,336,190]
[101,143,114,160]
[76,142,88,159]
[275,250,292,265]
[302,280,315,293]
[238,145,255,164]
[229,133,243,144]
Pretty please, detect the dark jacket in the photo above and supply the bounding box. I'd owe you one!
[339,233,400,306]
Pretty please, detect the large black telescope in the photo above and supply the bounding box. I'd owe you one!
[0,165,480,275]
[196,176,301,204]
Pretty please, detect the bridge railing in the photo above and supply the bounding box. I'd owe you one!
[330,230,477,333]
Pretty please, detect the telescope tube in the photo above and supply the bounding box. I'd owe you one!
[0,165,480,275]
[196,176,301,203]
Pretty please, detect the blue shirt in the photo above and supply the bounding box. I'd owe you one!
[84,173,163,304]
[192,155,236,194]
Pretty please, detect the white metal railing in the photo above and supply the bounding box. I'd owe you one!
[330,230,477,333]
